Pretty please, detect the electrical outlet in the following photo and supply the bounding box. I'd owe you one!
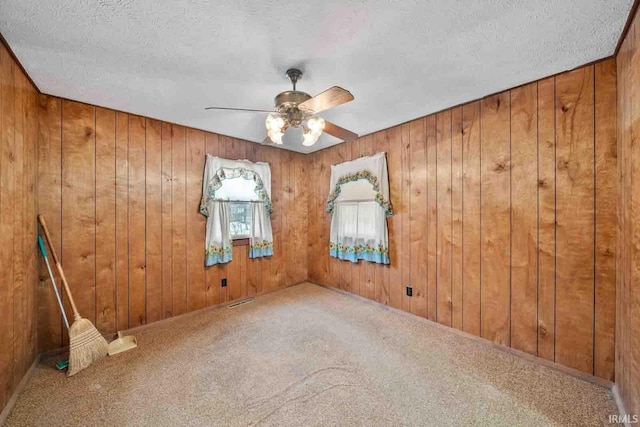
[221,278,227,287]
[406,286,412,297]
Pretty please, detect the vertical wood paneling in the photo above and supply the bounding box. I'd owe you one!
[425,117,437,320]
[537,77,556,362]
[480,92,511,346]
[95,107,117,334]
[12,68,25,388]
[128,115,146,327]
[616,8,640,415]
[555,66,595,374]
[510,83,538,355]
[171,125,187,315]
[186,129,206,311]
[61,100,96,326]
[400,124,412,313]
[451,107,464,330]
[462,101,481,337]
[1,47,16,406]
[387,126,403,309]
[37,95,62,351]
[0,43,38,412]
[145,119,163,323]
[436,111,452,326]
[115,112,129,331]
[594,59,617,382]
[161,122,173,317]
[410,118,427,317]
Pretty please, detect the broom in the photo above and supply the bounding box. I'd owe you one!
[38,214,109,376]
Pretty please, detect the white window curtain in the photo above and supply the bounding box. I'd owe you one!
[200,155,274,266]
[327,152,393,264]
[250,202,274,258]
[204,201,232,265]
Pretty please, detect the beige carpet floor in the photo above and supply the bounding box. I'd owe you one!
[5,283,619,426]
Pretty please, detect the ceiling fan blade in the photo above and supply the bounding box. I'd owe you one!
[297,86,354,115]
[204,106,273,113]
[323,121,358,142]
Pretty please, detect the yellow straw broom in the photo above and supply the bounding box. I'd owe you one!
[38,215,109,376]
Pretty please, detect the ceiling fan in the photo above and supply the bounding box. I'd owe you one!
[205,68,358,147]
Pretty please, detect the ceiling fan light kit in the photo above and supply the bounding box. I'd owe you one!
[205,68,357,148]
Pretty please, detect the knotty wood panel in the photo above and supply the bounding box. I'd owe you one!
[510,83,538,355]
[436,111,452,326]
[555,66,595,374]
[461,101,481,336]
[306,61,617,380]
[594,59,616,382]
[36,95,309,354]
[410,118,428,318]
[537,76,556,362]
[115,112,129,331]
[145,119,163,323]
[451,107,463,330]
[128,115,146,327]
[0,42,38,413]
[480,92,511,346]
[61,100,96,327]
[616,6,640,415]
[95,107,117,334]
[425,116,438,320]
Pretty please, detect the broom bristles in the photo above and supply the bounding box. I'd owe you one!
[67,317,108,377]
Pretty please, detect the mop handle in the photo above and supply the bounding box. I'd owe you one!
[38,215,81,320]
[38,236,70,330]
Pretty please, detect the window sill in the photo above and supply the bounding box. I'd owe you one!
[232,238,249,247]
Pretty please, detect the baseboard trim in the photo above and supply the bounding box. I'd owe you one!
[310,281,614,390]
[0,355,40,426]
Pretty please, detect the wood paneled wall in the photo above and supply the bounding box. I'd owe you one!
[616,5,640,417]
[0,43,39,413]
[37,95,308,352]
[307,60,618,380]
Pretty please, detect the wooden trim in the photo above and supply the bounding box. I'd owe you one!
[0,31,41,93]
[614,0,640,56]
[309,281,615,390]
[0,356,40,425]
[232,238,249,247]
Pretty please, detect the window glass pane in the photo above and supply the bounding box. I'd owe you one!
[230,202,251,238]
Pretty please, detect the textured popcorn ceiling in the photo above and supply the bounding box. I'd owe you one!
[0,0,632,153]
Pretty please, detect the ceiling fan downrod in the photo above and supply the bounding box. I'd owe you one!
[286,68,303,91]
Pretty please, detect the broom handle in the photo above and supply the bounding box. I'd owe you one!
[38,215,81,321]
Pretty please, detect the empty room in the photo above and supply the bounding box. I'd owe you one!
[0,0,639,425]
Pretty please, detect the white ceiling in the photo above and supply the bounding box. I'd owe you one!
[0,0,632,153]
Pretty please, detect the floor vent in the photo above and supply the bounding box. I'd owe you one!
[227,298,254,309]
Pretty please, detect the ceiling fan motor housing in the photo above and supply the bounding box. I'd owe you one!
[274,91,311,127]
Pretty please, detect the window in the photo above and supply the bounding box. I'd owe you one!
[230,202,251,239]
[217,176,257,240]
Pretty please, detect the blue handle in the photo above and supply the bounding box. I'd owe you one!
[37,236,48,258]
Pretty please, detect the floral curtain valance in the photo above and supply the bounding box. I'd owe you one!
[200,155,273,217]
[326,152,393,217]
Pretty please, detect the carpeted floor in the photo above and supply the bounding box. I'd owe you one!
[6,283,619,426]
